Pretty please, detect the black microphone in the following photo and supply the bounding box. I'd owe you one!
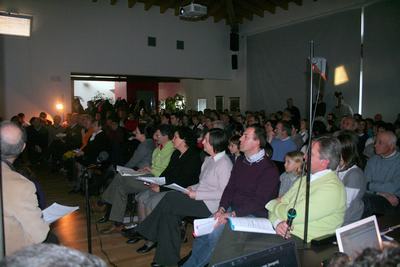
[284,208,297,239]
[287,208,297,228]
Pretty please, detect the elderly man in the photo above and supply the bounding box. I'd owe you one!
[1,122,49,255]
[267,136,346,240]
[363,131,400,216]
[182,125,280,267]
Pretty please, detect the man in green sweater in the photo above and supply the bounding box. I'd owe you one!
[266,136,346,241]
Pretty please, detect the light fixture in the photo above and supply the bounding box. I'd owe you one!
[334,65,349,86]
[55,103,64,111]
[0,12,32,37]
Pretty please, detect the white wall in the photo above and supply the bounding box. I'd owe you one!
[0,0,233,120]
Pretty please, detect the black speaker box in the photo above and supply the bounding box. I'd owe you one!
[231,54,238,70]
[230,33,239,51]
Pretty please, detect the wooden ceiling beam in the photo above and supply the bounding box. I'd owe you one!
[160,0,176,13]
[234,0,264,17]
[110,0,118,5]
[128,0,137,8]
[269,0,289,10]
[208,1,225,16]
[234,7,253,22]
[292,0,303,6]
[144,0,157,11]
[260,1,276,14]
[225,0,237,25]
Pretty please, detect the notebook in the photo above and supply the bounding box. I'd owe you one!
[335,215,383,259]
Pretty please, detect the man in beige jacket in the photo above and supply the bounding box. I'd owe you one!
[1,121,49,255]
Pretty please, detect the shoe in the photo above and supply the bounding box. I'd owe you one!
[121,223,137,233]
[91,201,106,212]
[97,216,109,224]
[136,242,157,254]
[178,251,192,266]
[100,225,124,234]
[151,262,164,267]
[122,227,139,238]
[126,236,142,244]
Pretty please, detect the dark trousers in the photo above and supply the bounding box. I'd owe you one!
[137,191,211,265]
[362,193,399,217]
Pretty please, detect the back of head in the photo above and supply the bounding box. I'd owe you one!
[157,124,174,140]
[314,135,341,170]
[208,128,228,153]
[175,126,196,148]
[0,244,107,267]
[1,121,26,160]
[248,124,266,148]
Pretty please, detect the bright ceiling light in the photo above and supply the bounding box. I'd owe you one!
[0,12,32,37]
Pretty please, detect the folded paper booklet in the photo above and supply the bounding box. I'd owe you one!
[136,176,166,185]
[163,183,189,194]
[228,217,276,234]
[193,217,217,237]
[42,203,79,224]
[116,166,148,177]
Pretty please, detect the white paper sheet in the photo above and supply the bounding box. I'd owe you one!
[116,165,148,176]
[42,203,79,224]
[136,176,166,185]
[163,183,189,194]
[193,217,217,237]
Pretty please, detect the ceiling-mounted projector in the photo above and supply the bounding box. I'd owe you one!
[179,3,207,19]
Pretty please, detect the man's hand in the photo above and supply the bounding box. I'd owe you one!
[213,208,235,227]
[139,166,152,173]
[276,221,292,239]
[378,192,399,207]
[149,184,160,193]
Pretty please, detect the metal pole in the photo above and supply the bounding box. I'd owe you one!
[304,40,314,245]
[84,170,92,253]
[0,163,5,259]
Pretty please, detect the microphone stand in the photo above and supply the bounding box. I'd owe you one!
[83,166,92,253]
[304,41,314,245]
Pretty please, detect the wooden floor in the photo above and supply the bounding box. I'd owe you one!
[34,165,193,267]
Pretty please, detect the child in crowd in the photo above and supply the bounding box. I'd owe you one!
[228,135,241,164]
[279,151,304,196]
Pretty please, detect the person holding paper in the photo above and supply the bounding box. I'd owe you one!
[133,128,232,266]
[1,122,50,255]
[183,125,280,267]
[132,127,202,253]
[98,124,175,232]
[266,136,346,241]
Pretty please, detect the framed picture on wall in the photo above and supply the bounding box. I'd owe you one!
[230,97,240,112]
[215,96,224,112]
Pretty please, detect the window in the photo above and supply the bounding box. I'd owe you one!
[215,96,224,112]
[229,97,240,112]
[197,98,207,112]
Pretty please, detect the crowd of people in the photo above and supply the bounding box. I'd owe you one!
[2,95,400,266]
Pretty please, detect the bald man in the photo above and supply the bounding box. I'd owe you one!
[1,122,49,255]
[363,131,400,216]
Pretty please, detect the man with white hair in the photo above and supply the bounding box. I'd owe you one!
[363,131,400,216]
[1,122,49,255]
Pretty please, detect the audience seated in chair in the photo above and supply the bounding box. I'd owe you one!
[134,128,233,266]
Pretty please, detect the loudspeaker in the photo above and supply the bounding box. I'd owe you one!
[231,54,238,70]
[230,33,239,51]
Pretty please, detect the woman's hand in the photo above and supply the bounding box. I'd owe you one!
[187,188,196,199]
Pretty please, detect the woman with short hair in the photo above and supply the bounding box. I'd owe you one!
[133,128,233,266]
